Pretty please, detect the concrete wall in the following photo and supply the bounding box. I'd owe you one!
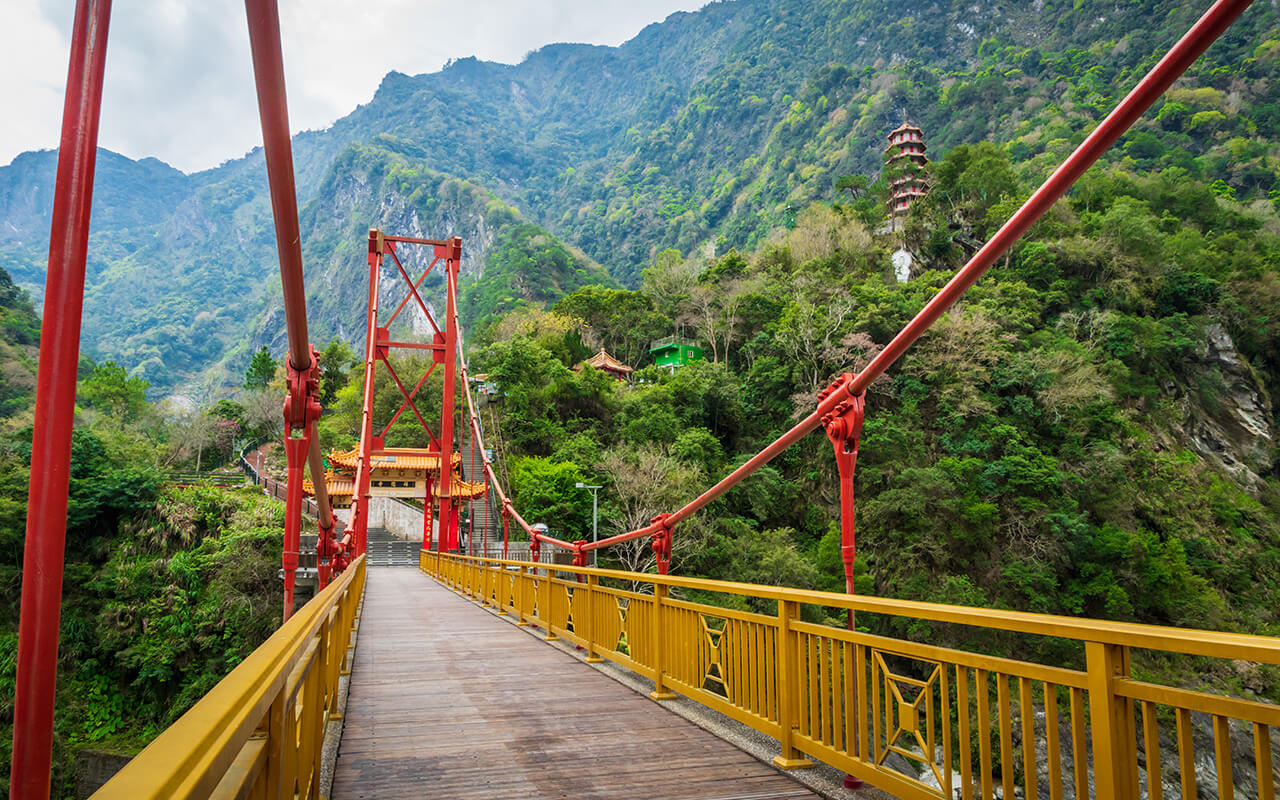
[75,749,134,799]
[335,497,435,544]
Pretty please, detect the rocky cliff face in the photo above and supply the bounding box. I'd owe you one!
[1177,324,1275,491]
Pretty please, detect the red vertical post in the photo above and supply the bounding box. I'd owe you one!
[352,230,382,557]
[422,480,434,550]
[482,475,490,557]
[11,2,112,797]
[437,238,462,552]
[281,433,307,621]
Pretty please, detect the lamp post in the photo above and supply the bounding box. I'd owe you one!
[575,482,602,567]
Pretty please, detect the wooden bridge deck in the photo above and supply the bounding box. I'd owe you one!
[331,568,820,800]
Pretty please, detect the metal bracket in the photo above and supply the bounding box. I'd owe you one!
[649,513,674,575]
[818,374,865,597]
[282,344,325,612]
[284,344,322,434]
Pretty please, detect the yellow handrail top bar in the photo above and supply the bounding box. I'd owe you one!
[93,555,366,799]
[440,553,1280,665]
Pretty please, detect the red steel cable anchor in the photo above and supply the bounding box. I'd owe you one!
[501,505,511,560]
[818,373,867,791]
[316,515,339,587]
[282,344,323,621]
[649,513,674,575]
[818,374,865,608]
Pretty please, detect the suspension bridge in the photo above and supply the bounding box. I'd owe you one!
[10,0,1280,798]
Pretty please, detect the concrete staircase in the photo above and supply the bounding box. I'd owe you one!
[461,425,499,554]
[366,527,418,567]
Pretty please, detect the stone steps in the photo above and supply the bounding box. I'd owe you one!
[365,527,419,567]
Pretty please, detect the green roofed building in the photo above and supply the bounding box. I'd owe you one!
[649,336,704,370]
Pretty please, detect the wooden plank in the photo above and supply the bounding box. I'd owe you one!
[332,568,823,799]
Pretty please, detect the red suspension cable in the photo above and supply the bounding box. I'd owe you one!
[10,3,112,796]
[245,0,340,610]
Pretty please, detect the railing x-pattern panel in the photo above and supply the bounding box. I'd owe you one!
[424,552,1280,800]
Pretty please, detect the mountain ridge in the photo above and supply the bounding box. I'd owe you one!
[0,0,1277,394]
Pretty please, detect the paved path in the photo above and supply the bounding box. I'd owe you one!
[332,567,819,799]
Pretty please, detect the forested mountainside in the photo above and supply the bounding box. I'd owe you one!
[2,0,1278,393]
[0,270,39,420]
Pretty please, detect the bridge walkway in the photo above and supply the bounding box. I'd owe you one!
[332,567,819,800]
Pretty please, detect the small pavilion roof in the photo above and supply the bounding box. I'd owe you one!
[577,348,634,375]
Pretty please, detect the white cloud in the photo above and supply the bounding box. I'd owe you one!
[0,0,708,174]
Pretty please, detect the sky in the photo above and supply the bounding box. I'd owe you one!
[0,0,710,174]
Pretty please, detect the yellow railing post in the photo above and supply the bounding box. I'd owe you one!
[585,574,604,664]
[516,566,530,626]
[542,569,559,641]
[773,598,813,769]
[1086,641,1138,800]
[264,689,285,798]
[649,583,676,700]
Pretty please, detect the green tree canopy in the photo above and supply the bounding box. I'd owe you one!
[78,361,149,420]
[244,346,277,391]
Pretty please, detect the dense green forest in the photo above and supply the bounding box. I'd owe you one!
[0,280,292,798]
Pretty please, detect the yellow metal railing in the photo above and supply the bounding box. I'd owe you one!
[93,555,366,800]
[422,551,1280,800]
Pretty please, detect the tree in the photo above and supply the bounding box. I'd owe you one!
[241,390,281,439]
[79,361,149,420]
[680,285,724,363]
[641,248,700,320]
[552,287,669,367]
[507,456,590,538]
[835,173,869,201]
[244,346,277,391]
[318,340,358,406]
[598,444,704,576]
[171,408,217,472]
[774,287,856,390]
